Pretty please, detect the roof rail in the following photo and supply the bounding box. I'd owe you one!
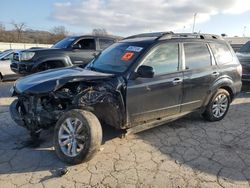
[158,33,223,40]
[123,31,174,40]
[123,32,223,41]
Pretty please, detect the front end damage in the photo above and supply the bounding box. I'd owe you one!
[10,93,68,132]
[10,70,127,133]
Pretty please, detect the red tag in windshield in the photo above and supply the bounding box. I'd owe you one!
[121,52,134,61]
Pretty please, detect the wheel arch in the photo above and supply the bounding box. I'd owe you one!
[202,77,235,108]
[71,89,126,129]
[219,86,234,102]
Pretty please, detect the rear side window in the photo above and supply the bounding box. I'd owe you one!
[99,39,115,50]
[184,43,211,69]
[142,43,179,75]
[209,43,233,65]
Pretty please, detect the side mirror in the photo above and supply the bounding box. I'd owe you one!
[72,43,81,49]
[137,65,154,78]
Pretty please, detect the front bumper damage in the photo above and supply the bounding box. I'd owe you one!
[9,94,64,132]
[10,78,127,132]
[9,99,25,127]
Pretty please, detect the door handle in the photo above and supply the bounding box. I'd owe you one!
[172,78,183,85]
[212,72,219,76]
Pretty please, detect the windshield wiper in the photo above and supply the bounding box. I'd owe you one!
[88,67,96,71]
[87,65,99,72]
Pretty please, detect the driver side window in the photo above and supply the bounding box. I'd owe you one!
[75,39,96,50]
[142,43,179,75]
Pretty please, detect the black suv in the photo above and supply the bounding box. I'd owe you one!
[10,32,242,164]
[236,41,250,83]
[10,35,118,75]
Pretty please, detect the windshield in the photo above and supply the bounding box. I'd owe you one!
[239,41,250,53]
[87,42,145,73]
[52,37,76,49]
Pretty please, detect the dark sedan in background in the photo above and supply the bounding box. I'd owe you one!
[237,41,250,84]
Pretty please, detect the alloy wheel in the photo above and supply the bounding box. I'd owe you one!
[212,94,229,118]
[58,117,88,157]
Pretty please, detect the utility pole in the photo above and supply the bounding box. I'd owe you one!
[192,13,197,33]
[243,26,246,37]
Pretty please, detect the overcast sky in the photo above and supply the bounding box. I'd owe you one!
[1,0,250,37]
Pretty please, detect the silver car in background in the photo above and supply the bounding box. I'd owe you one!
[0,50,21,82]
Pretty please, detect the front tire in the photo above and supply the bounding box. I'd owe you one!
[54,109,102,164]
[203,89,230,121]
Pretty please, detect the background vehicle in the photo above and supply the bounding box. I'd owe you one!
[236,41,250,84]
[10,32,242,164]
[0,50,20,81]
[10,35,119,75]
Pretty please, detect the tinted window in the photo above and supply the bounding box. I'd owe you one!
[184,43,211,69]
[210,43,233,65]
[239,41,250,53]
[142,43,179,75]
[76,39,96,50]
[52,37,76,49]
[99,39,115,50]
[87,43,146,73]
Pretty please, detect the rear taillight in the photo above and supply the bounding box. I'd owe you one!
[237,64,242,77]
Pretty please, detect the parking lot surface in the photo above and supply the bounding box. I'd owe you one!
[0,81,250,188]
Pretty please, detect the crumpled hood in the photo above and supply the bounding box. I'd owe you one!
[15,66,114,94]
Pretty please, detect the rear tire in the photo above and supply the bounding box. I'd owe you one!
[203,89,230,122]
[54,109,102,164]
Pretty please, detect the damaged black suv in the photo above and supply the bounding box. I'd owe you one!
[10,32,242,164]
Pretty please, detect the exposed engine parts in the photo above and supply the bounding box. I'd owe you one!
[11,78,126,133]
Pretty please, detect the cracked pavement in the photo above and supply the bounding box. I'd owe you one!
[0,82,250,188]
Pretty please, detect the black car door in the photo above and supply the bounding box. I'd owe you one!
[68,38,97,65]
[181,42,218,112]
[126,42,183,124]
